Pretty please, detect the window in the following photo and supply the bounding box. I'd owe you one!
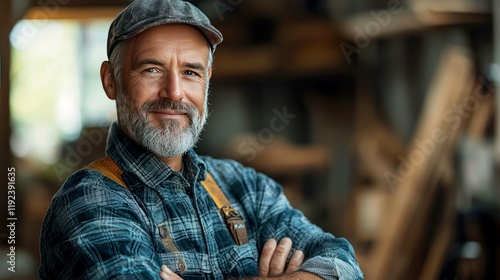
[10,19,115,164]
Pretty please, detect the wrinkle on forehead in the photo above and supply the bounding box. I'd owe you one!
[125,24,211,68]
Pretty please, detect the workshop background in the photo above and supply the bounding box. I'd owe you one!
[0,0,499,279]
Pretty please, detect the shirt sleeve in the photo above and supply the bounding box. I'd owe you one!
[39,171,162,280]
[250,171,364,280]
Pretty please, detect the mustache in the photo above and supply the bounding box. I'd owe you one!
[141,99,198,117]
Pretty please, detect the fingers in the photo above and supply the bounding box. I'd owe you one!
[259,238,277,276]
[285,250,304,273]
[159,265,169,280]
[159,265,183,280]
[268,237,293,276]
[159,272,169,280]
[259,238,305,277]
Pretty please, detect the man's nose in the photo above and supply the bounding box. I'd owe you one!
[158,72,184,102]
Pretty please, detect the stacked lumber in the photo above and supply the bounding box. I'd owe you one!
[351,46,494,280]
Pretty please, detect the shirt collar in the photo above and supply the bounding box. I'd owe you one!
[105,121,207,189]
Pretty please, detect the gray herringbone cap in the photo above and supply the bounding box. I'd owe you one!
[107,0,223,58]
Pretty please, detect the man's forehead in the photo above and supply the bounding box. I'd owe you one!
[125,26,211,69]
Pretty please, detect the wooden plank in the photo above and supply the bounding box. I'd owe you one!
[417,172,456,280]
[228,136,329,176]
[415,77,496,279]
[391,158,455,280]
[391,163,446,280]
[411,0,491,14]
[30,0,128,8]
[367,46,476,280]
[339,8,490,41]
[23,7,123,19]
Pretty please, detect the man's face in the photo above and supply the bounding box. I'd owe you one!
[115,24,211,157]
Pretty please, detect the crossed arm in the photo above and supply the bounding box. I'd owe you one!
[40,170,362,279]
[160,238,322,280]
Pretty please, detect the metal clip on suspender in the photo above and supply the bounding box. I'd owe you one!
[85,156,249,246]
[200,173,249,246]
[221,205,248,246]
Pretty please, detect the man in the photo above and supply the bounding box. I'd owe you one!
[39,0,363,279]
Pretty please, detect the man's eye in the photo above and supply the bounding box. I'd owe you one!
[184,70,199,76]
[144,68,159,73]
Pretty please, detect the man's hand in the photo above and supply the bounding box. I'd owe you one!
[159,237,305,280]
[259,238,304,277]
[159,264,182,280]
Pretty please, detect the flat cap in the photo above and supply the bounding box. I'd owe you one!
[107,0,223,58]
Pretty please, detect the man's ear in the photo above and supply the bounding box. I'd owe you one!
[100,61,117,100]
[207,66,212,79]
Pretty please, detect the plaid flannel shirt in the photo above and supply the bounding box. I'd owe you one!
[39,122,363,279]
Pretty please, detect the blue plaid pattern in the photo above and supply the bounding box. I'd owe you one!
[39,122,363,279]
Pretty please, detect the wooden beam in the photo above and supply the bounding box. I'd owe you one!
[23,7,123,20]
[417,163,456,280]
[367,46,476,280]
[339,8,490,42]
[25,0,127,20]
[30,0,129,8]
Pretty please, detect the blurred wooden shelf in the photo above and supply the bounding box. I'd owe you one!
[413,0,491,14]
[213,44,347,81]
[339,5,491,41]
[213,19,349,81]
[226,136,330,176]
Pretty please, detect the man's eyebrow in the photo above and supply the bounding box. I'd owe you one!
[184,62,206,71]
[134,59,164,69]
[134,59,206,71]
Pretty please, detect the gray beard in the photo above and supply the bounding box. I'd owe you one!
[117,91,207,158]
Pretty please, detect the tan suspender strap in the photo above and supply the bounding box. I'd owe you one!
[200,173,249,246]
[84,156,248,246]
[84,157,127,188]
[84,157,183,260]
[200,173,229,210]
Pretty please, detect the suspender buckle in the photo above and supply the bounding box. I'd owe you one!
[221,205,249,245]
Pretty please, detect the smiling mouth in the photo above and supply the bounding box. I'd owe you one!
[148,111,189,125]
[150,110,186,117]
